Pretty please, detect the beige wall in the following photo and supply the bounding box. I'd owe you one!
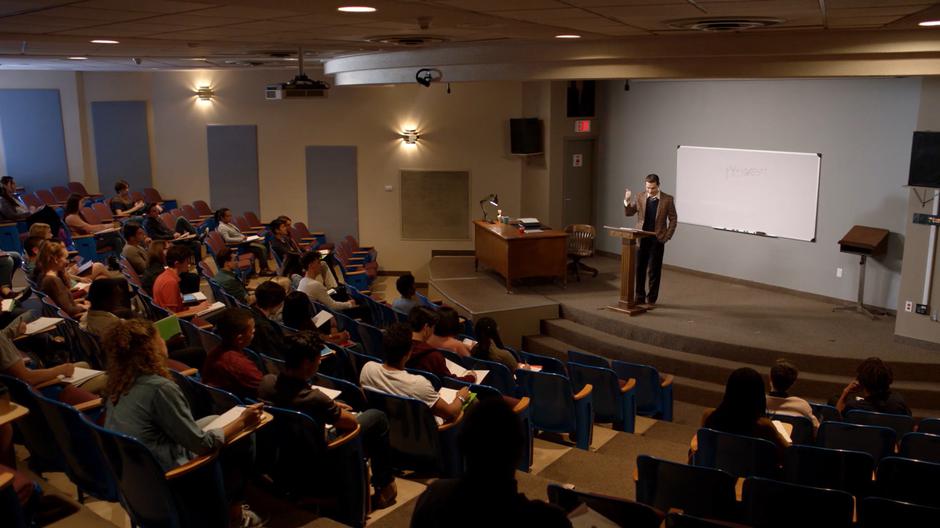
[0,69,524,281]
[895,77,940,345]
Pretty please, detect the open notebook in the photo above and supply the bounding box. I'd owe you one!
[445,358,488,383]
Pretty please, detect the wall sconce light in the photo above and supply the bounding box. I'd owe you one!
[400,128,420,145]
[196,86,215,101]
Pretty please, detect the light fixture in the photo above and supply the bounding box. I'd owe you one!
[68,56,87,60]
[400,128,420,145]
[555,34,581,39]
[196,86,214,101]
[338,6,376,13]
[919,20,940,26]
[90,39,119,44]
[479,193,499,222]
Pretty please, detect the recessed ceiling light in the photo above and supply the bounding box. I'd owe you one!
[68,56,88,60]
[918,20,940,27]
[338,6,376,13]
[555,34,581,39]
[90,39,119,44]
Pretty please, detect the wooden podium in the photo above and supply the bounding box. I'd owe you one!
[604,226,657,315]
[833,225,889,320]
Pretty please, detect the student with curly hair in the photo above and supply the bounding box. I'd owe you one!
[835,357,910,415]
[102,318,265,527]
[33,240,89,318]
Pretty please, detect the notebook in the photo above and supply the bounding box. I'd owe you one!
[154,315,182,341]
[182,292,207,304]
[61,367,105,386]
[25,317,63,336]
[202,406,244,431]
[444,358,488,383]
[312,310,333,329]
[311,385,341,400]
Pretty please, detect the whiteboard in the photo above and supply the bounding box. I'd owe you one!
[676,146,821,241]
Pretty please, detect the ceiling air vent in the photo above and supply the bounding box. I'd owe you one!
[366,35,450,47]
[667,17,785,32]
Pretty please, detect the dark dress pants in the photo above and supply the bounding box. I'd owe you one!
[636,237,665,303]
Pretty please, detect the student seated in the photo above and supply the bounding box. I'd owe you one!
[392,274,419,315]
[835,356,911,415]
[102,318,265,528]
[268,217,303,278]
[766,359,819,430]
[28,224,109,282]
[469,317,518,371]
[142,202,200,256]
[248,281,287,360]
[281,291,350,346]
[33,240,89,318]
[411,398,572,528]
[360,323,469,424]
[406,307,475,382]
[702,367,789,460]
[152,245,210,314]
[213,248,251,305]
[63,193,124,254]
[109,179,146,217]
[201,308,263,400]
[0,176,63,237]
[121,223,150,275]
[258,331,398,509]
[426,306,471,358]
[214,208,271,275]
[296,251,367,318]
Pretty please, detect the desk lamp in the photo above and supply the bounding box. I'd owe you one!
[480,194,499,222]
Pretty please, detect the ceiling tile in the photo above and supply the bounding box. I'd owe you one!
[133,13,248,27]
[430,0,569,11]
[54,22,192,37]
[38,6,157,21]
[828,14,905,27]
[181,5,303,19]
[829,5,936,17]
[72,0,217,13]
[495,8,604,22]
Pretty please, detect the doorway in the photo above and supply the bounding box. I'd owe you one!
[562,138,595,227]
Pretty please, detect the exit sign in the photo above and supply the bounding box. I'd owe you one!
[575,119,591,133]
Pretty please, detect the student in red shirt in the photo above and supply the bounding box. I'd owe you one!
[152,245,208,313]
[201,307,263,400]
[405,306,476,383]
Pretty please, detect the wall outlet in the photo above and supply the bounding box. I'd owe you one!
[916,304,929,315]
[905,300,914,312]
[836,267,843,278]
[384,185,393,192]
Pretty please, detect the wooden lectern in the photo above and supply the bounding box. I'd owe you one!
[834,225,890,320]
[604,226,657,315]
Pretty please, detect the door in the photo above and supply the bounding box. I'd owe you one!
[562,139,595,227]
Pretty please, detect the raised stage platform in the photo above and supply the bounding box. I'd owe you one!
[428,254,940,416]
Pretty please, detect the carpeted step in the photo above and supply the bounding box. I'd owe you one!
[557,302,940,383]
[525,319,940,414]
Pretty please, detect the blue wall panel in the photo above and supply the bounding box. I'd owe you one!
[0,89,69,191]
[306,146,358,243]
[91,101,152,195]
[207,125,259,217]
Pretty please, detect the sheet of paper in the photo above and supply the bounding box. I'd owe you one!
[71,282,91,292]
[245,235,261,243]
[311,385,342,400]
[312,310,333,328]
[771,420,793,445]
[461,338,477,349]
[202,406,244,431]
[25,317,63,335]
[320,346,335,358]
[524,228,544,233]
[75,261,94,274]
[445,358,468,377]
[175,233,196,241]
[61,366,105,385]
[438,387,458,404]
[182,292,207,303]
[94,227,120,234]
[1,299,13,312]
[197,301,226,317]
[517,217,540,224]
[518,363,543,372]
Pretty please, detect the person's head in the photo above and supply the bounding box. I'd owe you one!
[459,398,525,480]
[300,251,322,278]
[64,193,83,216]
[856,357,893,397]
[146,240,167,266]
[144,202,162,217]
[88,277,132,314]
[396,274,416,298]
[122,223,146,245]
[214,207,232,224]
[36,240,69,274]
[769,359,799,394]
[104,319,169,403]
[214,308,255,349]
[28,222,52,240]
[433,306,461,338]
[383,323,413,367]
[164,244,192,272]
[0,176,15,195]
[214,247,236,271]
[114,179,129,196]
[254,280,287,315]
[24,236,44,260]
[472,317,504,357]
[282,291,315,330]
[269,217,290,237]
[282,331,325,378]
[408,306,438,341]
[645,173,661,196]
[709,367,767,433]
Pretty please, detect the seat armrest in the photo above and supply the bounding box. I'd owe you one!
[438,410,465,431]
[73,398,103,412]
[177,367,198,377]
[660,374,674,388]
[512,396,530,414]
[165,452,219,480]
[621,377,637,394]
[327,424,361,449]
[35,378,66,389]
[573,383,593,401]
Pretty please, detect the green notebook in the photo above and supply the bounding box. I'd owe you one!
[154,315,182,342]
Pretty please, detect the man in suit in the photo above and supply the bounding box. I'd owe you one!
[624,174,678,305]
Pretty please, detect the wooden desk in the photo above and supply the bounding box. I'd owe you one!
[473,220,567,292]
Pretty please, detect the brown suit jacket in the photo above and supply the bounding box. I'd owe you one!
[624,191,678,242]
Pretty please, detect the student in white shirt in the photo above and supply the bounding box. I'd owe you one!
[297,251,356,312]
[213,207,272,275]
[360,323,468,424]
[766,359,819,430]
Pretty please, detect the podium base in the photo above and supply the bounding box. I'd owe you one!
[606,301,648,316]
